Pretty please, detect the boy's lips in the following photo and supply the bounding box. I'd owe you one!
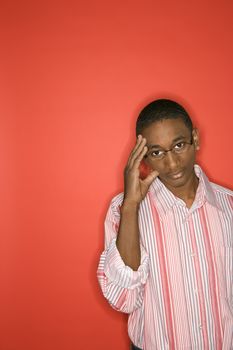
[168,171,184,180]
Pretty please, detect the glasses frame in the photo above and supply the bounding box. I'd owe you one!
[144,136,194,161]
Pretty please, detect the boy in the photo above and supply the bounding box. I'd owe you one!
[97,99,233,349]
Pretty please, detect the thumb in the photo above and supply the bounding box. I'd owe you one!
[142,170,159,187]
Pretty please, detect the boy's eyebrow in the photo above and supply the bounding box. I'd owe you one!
[146,135,188,149]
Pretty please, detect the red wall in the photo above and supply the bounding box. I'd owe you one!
[0,1,232,349]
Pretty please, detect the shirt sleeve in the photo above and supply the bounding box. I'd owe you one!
[97,196,149,314]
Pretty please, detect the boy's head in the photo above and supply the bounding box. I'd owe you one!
[136,99,200,193]
[136,99,193,136]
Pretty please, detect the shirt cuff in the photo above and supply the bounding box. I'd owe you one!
[104,238,149,290]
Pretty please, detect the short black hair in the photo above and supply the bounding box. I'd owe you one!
[136,99,193,135]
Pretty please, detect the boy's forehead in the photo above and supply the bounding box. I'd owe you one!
[141,118,193,149]
[141,118,190,136]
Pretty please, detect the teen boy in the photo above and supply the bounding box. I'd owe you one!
[97,99,233,350]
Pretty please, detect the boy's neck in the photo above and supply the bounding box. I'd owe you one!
[169,173,199,209]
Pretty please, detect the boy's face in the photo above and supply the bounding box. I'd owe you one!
[141,118,200,193]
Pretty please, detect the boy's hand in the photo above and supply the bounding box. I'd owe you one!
[123,135,159,205]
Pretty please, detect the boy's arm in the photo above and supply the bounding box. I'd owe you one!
[116,135,158,270]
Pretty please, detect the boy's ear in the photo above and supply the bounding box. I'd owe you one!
[192,128,200,151]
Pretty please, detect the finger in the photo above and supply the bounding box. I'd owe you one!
[127,137,147,168]
[127,135,144,164]
[130,145,148,170]
[125,146,146,177]
[142,170,159,186]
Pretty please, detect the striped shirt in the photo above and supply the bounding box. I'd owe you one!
[97,165,233,349]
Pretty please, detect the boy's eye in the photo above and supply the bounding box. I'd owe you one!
[151,150,164,157]
[174,142,185,149]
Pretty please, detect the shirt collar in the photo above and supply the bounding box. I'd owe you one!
[149,164,219,216]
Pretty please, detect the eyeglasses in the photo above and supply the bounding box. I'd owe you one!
[145,138,193,161]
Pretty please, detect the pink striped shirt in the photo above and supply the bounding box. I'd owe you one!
[97,165,233,349]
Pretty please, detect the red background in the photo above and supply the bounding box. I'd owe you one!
[0,1,232,349]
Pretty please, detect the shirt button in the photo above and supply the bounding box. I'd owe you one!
[199,324,203,330]
[190,252,196,257]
